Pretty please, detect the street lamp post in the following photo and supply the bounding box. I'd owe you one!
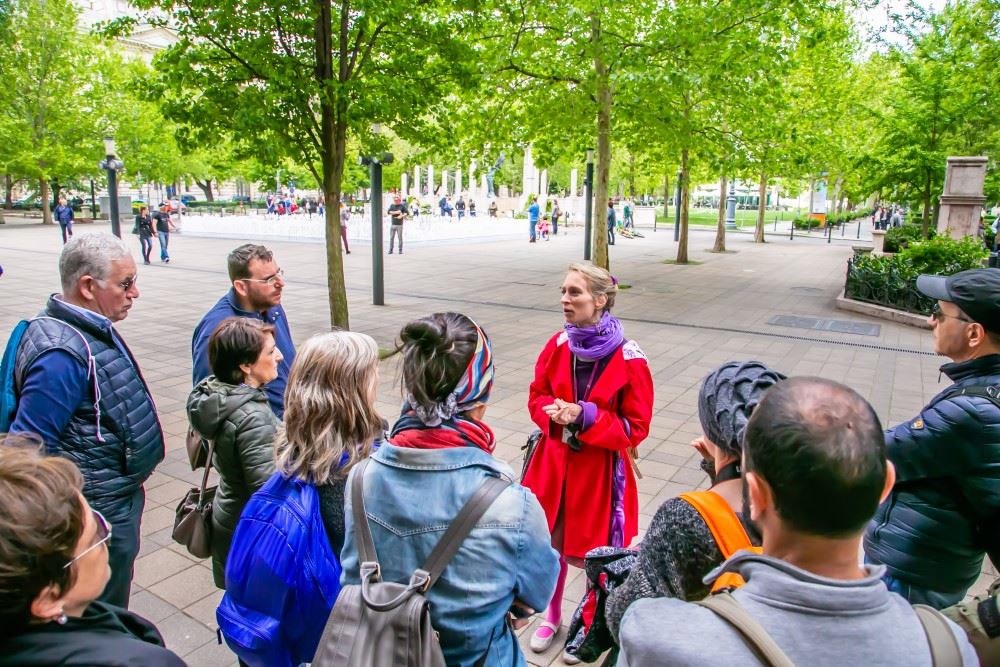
[584,150,594,261]
[725,181,738,230]
[673,167,682,242]
[98,137,124,238]
[360,151,394,306]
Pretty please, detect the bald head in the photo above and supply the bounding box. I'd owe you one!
[744,377,886,537]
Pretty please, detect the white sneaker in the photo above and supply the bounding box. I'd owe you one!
[529,621,560,653]
[562,650,581,665]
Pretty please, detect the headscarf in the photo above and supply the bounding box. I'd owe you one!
[698,360,786,458]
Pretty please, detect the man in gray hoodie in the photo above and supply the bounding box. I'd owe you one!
[618,377,978,666]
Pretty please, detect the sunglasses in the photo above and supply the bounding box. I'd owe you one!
[64,509,112,569]
[931,302,973,323]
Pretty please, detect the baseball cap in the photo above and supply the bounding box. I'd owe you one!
[916,268,1000,332]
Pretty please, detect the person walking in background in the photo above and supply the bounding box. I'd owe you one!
[7,234,163,609]
[339,202,351,254]
[134,207,154,265]
[469,199,477,217]
[607,200,617,246]
[523,264,653,660]
[192,243,296,418]
[0,442,184,666]
[153,204,172,263]
[186,317,281,589]
[54,197,74,244]
[528,195,540,243]
[551,200,561,236]
[456,196,466,219]
[387,194,407,254]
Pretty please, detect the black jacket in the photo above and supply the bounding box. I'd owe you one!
[865,354,1000,595]
[0,601,186,666]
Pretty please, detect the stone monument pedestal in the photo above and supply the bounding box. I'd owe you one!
[871,229,887,255]
[937,156,988,239]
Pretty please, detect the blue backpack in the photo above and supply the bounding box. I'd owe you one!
[0,320,30,432]
[217,472,343,667]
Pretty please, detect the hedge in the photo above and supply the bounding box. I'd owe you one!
[792,208,874,230]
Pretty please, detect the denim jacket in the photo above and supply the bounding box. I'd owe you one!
[340,445,559,667]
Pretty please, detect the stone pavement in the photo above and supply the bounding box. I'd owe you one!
[0,218,984,666]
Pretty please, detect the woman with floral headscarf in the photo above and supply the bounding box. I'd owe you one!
[523,263,654,659]
[339,312,559,667]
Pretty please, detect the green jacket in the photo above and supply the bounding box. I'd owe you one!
[187,376,279,587]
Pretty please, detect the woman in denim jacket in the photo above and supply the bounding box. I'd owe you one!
[340,312,560,667]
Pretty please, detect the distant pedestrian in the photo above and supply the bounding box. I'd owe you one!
[551,200,561,236]
[623,198,633,230]
[387,194,407,254]
[488,200,498,217]
[153,204,172,263]
[469,200,477,217]
[134,207,154,265]
[54,197,74,244]
[607,200,616,246]
[528,195,540,243]
[339,203,351,254]
[456,196,466,219]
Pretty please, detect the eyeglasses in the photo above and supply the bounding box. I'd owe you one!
[931,302,973,323]
[64,509,112,569]
[240,268,284,287]
[117,276,138,292]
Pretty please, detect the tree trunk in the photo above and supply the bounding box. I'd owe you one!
[807,176,815,223]
[591,12,611,271]
[755,169,767,243]
[922,168,931,238]
[628,153,636,198]
[4,175,12,208]
[663,172,669,218]
[713,172,727,252]
[317,0,349,329]
[51,181,61,213]
[40,178,52,225]
[676,149,689,264]
[195,179,215,202]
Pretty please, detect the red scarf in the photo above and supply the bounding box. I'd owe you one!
[389,414,496,454]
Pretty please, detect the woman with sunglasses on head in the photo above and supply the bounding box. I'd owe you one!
[338,313,559,666]
[522,263,654,661]
[0,438,185,666]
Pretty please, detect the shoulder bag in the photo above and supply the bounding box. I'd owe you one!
[172,436,217,558]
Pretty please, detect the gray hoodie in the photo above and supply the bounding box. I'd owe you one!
[618,551,977,666]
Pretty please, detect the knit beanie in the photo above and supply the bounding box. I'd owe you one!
[698,361,786,458]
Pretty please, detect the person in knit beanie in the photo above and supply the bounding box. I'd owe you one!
[602,360,785,644]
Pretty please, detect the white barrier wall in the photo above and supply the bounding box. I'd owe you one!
[179,213,525,243]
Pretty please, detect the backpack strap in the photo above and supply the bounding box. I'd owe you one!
[418,475,511,591]
[696,592,795,667]
[913,604,964,667]
[350,459,380,574]
[944,385,1000,409]
[680,491,753,557]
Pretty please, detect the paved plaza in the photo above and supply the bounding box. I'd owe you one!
[0,217,989,666]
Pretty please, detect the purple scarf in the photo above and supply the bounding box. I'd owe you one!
[565,311,625,361]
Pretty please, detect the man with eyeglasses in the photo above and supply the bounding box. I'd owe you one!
[192,243,295,417]
[7,233,164,610]
[865,268,1000,609]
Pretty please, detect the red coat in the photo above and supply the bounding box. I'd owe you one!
[522,331,654,559]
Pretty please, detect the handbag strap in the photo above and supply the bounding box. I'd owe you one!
[913,605,964,667]
[197,437,217,503]
[696,592,795,667]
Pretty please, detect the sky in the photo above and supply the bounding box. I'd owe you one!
[855,0,949,47]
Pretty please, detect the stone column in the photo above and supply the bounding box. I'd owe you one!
[428,166,435,195]
[401,172,408,195]
[442,169,449,195]
[522,146,537,206]
[413,166,421,196]
[469,162,477,197]
[456,165,463,195]
[481,174,488,198]
[937,156,988,239]
[570,169,578,198]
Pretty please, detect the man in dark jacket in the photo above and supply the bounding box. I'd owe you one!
[192,243,296,417]
[54,197,74,243]
[865,268,1000,608]
[9,233,163,609]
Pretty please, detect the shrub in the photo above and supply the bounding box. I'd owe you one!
[845,235,988,315]
[883,224,931,253]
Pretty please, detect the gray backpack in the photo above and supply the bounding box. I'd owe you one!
[312,459,511,667]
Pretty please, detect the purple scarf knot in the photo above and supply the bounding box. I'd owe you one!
[565,311,625,361]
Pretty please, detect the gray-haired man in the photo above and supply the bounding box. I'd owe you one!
[8,233,163,609]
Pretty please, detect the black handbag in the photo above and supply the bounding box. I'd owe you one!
[521,428,543,480]
[172,437,217,558]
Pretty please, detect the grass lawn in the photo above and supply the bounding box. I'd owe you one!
[654,207,803,229]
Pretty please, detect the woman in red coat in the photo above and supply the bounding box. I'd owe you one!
[523,263,654,657]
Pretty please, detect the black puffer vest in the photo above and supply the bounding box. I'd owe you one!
[13,296,163,509]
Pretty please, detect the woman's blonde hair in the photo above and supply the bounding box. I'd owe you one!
[567,263,618,312]
[275,331,383,484]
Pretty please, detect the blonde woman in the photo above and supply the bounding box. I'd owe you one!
[217,331,384,667]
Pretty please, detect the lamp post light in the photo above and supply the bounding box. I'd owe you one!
[725,181,738,230]
[360,150,394,306]
[98,137,124,238]
[584,150,594,261]
[673,167,682,242]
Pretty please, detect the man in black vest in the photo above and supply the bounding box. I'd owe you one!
[9,233,163,609]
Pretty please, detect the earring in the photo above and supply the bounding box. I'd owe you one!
[55,609,68,625]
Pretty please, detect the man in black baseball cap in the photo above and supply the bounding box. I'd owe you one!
[865,267,1000,609]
